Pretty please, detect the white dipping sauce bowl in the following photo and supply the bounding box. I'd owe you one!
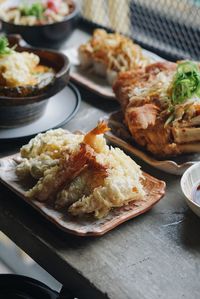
[181,162,200,217]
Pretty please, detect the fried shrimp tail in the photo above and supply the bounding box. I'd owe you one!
[83,121,110,153]
[84,121,110,140]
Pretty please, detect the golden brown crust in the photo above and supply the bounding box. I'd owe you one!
[113,61,200,158]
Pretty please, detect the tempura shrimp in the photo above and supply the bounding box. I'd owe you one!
[26,123,110,203]
[83,121,110,153]
[26,144,93,202]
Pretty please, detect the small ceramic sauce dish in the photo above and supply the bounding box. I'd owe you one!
[181,162,200,217]
[192,180,200,206]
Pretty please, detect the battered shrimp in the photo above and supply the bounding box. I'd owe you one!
[26,144,93,202]
[55,144,108,209]
[26,123,111,203]
[17,122,145,219]
[54,123,110,209]
[55,166,107,209]
[69,147,145,218]
[83,121,110,153]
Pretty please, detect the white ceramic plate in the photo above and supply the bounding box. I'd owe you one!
[105,111,200,175]
[0,83,80,140]
[181,162,200,217]
[63,47,164,100]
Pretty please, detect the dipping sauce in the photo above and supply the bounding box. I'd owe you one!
[192,182,200,206]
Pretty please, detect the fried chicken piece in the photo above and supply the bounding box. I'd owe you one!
[113,61,176,111]
[145,61,177,76]
[125,104,160,130]
[112,61,200,157]
[113,68,146,111]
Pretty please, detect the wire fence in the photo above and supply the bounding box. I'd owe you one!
[80,0,200,61]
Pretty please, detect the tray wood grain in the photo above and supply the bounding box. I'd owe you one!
[0,154,166,236]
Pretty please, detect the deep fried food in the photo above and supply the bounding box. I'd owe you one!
[20,128,84,159]
[69,147,144,218]
[113,61,200,157]
[79,29,152,85]
[17,123,145,218]
[26,144,93,202]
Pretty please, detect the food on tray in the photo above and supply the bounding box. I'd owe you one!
[0,36,54,95]
[0,0,75,26]
[113,61,200,157]
[78,29,152,85]
[16,122,145,219]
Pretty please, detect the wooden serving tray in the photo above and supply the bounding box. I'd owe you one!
[0,154,166,237]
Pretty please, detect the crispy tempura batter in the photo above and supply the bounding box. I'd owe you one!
[16,154,58,180]
[69,148,144,218]
[55,162,108,209]
[27,144,93,202]
[17,124,145,219]
[20,128,84,159]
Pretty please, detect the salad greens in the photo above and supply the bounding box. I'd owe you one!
[0,36,12,55]
[20,2,44,18]
[165,61,200,126]
[171,61,200,105]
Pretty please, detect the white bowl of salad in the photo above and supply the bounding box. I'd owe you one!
[0,0,79,48]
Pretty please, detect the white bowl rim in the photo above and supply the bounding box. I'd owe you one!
[181,161,200,208]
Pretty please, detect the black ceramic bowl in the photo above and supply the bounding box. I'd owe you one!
[0,274,59,299]
[0,35,70,128]
[0,0,79,49]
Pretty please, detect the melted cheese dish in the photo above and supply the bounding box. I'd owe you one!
[16,124,145,219]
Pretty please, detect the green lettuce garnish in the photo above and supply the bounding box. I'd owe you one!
[0,36,12,55]
[164,61,200,126]
[171,61,200,105]
[20,2,44,18]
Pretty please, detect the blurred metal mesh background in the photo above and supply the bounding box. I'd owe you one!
[80,0,200,61]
